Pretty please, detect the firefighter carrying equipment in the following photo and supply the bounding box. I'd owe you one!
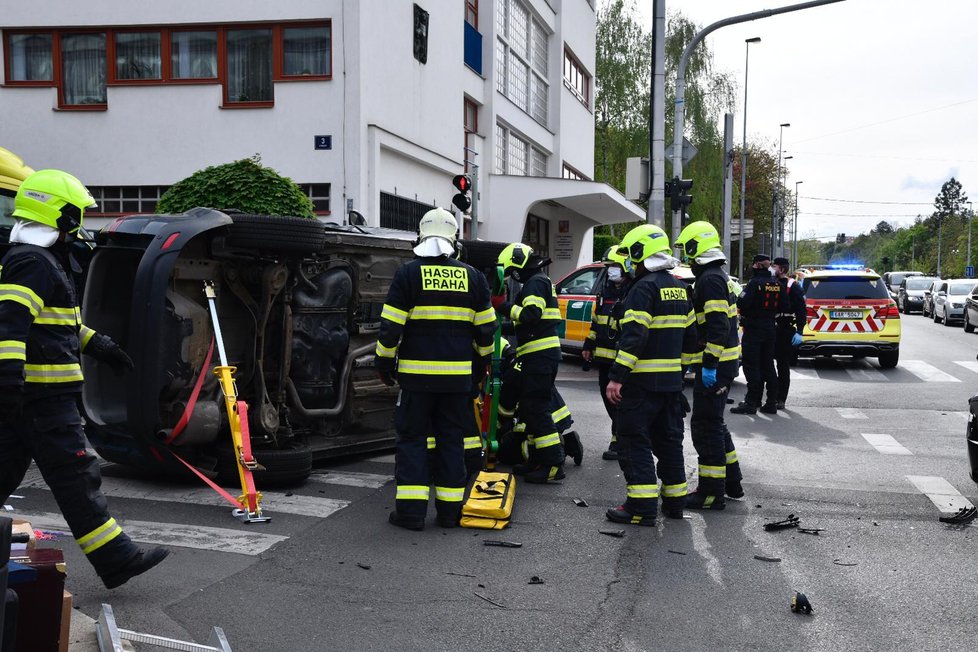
[13,168,96,235]
[461,471,516,529]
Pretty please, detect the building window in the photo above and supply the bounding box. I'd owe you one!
[464,99,479,173]
[495,123,548,177]
[563,48,590,108]
[380,192,434,232]
[61,33,107,107]
[170,30,218,79]
[562,163,588,181]
[2,22,330,110]
[466,0,479,29]
[523,214,549,259]
[6,33,53,81]
[87,185,169,215]
[495,0,549,126]
[299,183,331,214]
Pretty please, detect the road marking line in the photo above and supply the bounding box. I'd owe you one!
[845,366,888,381]
[18,476,349,519]
[8,510,288,556]
[837,408,868,419]
[906,475,976,513]
[901,360,961,383]
[307,470,392,489]
[860,433,912,455]
[953,360,978,374]
[790,368,818,380]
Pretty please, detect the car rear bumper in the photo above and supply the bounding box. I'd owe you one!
[798,341,898,356]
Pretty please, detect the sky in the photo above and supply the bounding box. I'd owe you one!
[635,0,978,241]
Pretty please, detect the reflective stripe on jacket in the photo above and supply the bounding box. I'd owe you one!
[685,262,740,376]
[583,277,630,365]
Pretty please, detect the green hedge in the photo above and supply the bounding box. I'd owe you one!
[593,233,616,262]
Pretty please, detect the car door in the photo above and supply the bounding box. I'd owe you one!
[555,264,603,351]
[936,282,949,319]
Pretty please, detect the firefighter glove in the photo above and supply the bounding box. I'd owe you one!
[88,334,135,375]
[378,369,396,387]
[0,387,24,419]
[701,366,717,388]
[791,332,803,347]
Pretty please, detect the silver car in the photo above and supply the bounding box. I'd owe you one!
[932,279,977,326]
[922,278,943,317]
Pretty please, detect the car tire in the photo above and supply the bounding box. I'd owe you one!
[878,350,899,369]
[227,214,326,255]
[966,312,976,333]
[945,309,955,327]
[934,308,940,323]
[215,439,313,487]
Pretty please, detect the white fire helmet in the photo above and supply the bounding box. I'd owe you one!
[413,207,459,257]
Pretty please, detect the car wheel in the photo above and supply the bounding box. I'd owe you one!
[945,308,955,326]
[878,350,899,369]
[227,214,327,255]
[215,439,313,486]
[967,313,976,333]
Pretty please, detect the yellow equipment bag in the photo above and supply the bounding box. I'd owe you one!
[460,471,516,530]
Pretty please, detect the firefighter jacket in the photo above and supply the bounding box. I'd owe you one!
[583,277,631,366]
[737,268,786,331]
[375,255,496,393]
[498,270,562,371]
[0,244,98,398]
[683,261,740,377]
[607,269,698,393]
[776,277,807,335]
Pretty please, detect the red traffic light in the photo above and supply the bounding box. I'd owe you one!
[452,174,472,192]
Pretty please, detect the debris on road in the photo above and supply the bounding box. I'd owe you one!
[832,560,857,567]
[938,506,978,524]
[667,550,687,556]
[446,572,477,578]
[528,576,545,585]
[599,529,625,538]
[763,514,800,531]
[483,540,522,548]
[356,563,371,570]
[473,592,506,609]
[798,527,824,536]
[753,555,782,563]
[791,592,814,615]
[573,498,588,507]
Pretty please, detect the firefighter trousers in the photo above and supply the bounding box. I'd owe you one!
[690,371,743,495]
[0,394,139,579]
[741,326,778,407]
[615,385,687,515]
[516,364,565,466]
[597,364,619,449]
[394,390,468,520]
[774,324,797,403]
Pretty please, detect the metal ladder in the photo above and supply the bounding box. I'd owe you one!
[96,603,233,652]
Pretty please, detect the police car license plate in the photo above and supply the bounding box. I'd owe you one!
[830,311,862,320]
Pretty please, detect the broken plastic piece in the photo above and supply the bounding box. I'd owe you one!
[753,555,782,563]
[599,529,625,538]
[791,591,814,614]
[528,576,545,585]
[832,560,857,567]
[573,498,588,507]
[798,527,824,535]
[939,506,978,524]
[356,563,371,570]
[483,540,522,548]
[764,514,800,531]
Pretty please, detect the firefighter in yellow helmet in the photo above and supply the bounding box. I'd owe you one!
[492,242,566,482]
[375,207,496,530]
[604,224,698,525]
[0,169,168,588]
[674,221,744,509]
[582,246,632,460]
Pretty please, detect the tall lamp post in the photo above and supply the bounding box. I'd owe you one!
[771,123,790,257]
[793,180,803,265]
[968,200,974,277]
[738,37,761,279]
[780,154,793,257]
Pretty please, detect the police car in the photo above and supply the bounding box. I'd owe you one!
[798,265,901,368]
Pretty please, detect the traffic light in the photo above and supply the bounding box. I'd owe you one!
[667,176,693,213]
[452,174,472,212]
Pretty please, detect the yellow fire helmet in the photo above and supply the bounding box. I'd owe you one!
[12,168,96,234]
[675,220,721,260]
[497,242,533,278]
[617,224,670,264]
[602,245,629,268]
[0,147,34,194]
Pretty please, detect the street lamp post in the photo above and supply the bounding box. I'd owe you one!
[968,201,974,277]
[780,154,793,257]
[771,123,789,258]
[738,37,761,279]
[793,180,803,265]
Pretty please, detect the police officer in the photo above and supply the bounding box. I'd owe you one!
[731,254,785,415]
[604,225,698,526]
[582,247,631,461]
[0,169,168,589]
[492,243,566,483]
[674,221,745,508]
[772,257,806,409]
[375,207,496,530]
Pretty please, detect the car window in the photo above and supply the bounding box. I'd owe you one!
[939,283,948,293]
[949,283,975,295]
[802,276,889,300]
[0,192,15,226]
[556,267,600,295]
[905,278,933,290]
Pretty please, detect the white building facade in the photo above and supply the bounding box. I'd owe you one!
[0,0,642,279]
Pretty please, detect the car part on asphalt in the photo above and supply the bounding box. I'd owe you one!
[483,540,522,548]
[790,592,814,615]
[938,506,978,523]
[753,555,782,562]
[763,514,800,531]
[599,529,626,538]
[97,602,233,652]
[573,498,588,507]
[528,576,545,584]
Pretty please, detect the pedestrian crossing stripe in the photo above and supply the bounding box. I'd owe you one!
[306,470,393,489]
[953,360,978,374]
[780,360,978,383]
[900,360,960,383]
[860,433,912,456]
[906,476,976,514]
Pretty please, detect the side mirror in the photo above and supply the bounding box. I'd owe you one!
[938,291,947,297]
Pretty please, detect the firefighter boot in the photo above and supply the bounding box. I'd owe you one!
[523,464,566,484]
[563,431,584,466]
[726,480,745,499]
[759,403,778,415]
[388,511,425,531]
[661,498,686,519]
[101,546,170,590]
[730,402,758,415]
[605,505,656,527]
[601,443,619,461]
[685,491,726,510]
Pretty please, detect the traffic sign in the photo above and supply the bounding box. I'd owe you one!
[730,219,754,238]
[665,137,698,165]
[967,265,974,278]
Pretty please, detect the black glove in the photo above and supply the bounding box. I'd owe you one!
[87,333,134,375]
[679,393,691,415]
[0,387,24,419]
[378,369,396,387]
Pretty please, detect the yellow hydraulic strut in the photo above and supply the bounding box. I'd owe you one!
[204,281,270,524]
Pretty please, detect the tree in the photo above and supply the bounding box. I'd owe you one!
[158,155,314,217]
[934,177,968,220]
[871,220,894,235]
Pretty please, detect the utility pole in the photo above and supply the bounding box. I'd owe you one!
[722,113,734,259]
[647,0,666,226]
[738,37,761,279]
[669,0,846,243]
[968,201,974,277]
[793,180,803,264]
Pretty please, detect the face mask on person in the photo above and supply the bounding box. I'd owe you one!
[607,267,623,282]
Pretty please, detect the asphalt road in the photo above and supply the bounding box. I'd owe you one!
[10,310,978,651]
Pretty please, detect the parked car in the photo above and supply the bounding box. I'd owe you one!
[931,279,977,326]
[963,285,978,333]
[882,270,924,300]
[897,276,938,314]
[921,279,942,317]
